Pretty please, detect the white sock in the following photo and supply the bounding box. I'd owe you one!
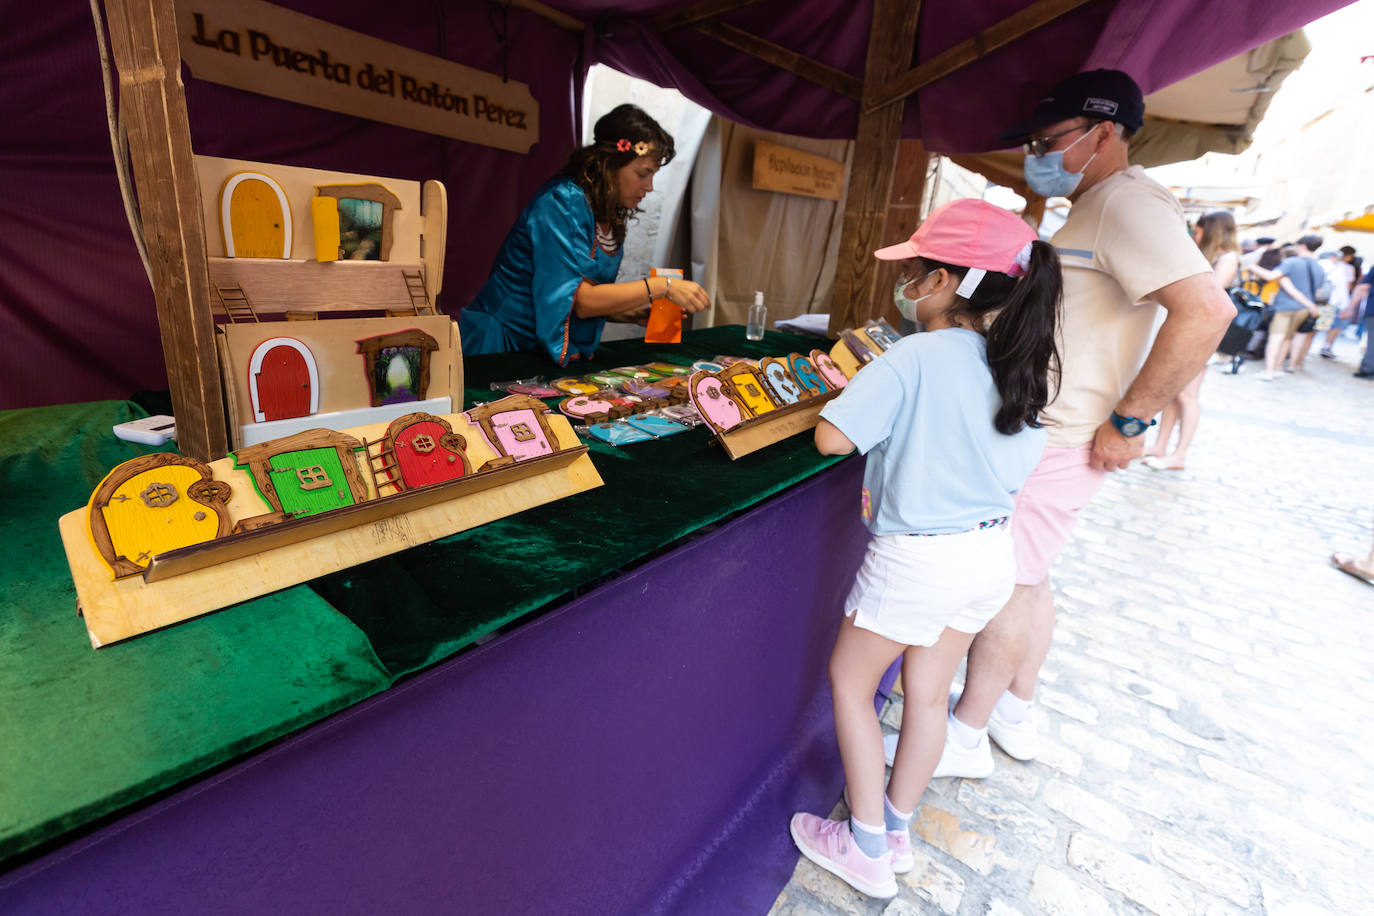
[948,711,985,750]
[995,690,1032,725]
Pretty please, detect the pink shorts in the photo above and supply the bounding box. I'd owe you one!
[1011,444,1108,585]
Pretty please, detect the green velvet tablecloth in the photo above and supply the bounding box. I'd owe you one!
[0,326,845,869]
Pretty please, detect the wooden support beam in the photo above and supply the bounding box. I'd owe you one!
[103,0,227,461]
[865,0,1100,114]
[872,139,931,326]
[693,20,862,101]
[828,0,922,337]
[510,0,583,33]
[655,0,767,33]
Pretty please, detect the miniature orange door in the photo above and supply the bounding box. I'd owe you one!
[227,176,290,258]
[394,421,468,487]
[731,371,777,417]
[100,465,222,573]
[256,345,312,420]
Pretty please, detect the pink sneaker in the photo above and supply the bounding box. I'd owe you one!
[887,828,915,874]
[789,813,898,899]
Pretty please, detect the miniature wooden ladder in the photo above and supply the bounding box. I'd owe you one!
[402,268,436,315]
[215,283,259,323]
[364,437,404,496]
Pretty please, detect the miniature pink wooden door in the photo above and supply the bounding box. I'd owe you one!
[691,376,744,432]
[256,345,312,420]
[812,352,849,390]
[489,409,552,460]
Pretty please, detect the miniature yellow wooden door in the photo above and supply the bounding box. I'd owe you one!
[221,172,292,258]
[731,371,777,417]
[100,465,223,569]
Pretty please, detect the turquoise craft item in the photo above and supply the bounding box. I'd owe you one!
[586,421,656,446]
[626,415,692,438]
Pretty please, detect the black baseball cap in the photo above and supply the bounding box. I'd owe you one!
[998,69,1146,145]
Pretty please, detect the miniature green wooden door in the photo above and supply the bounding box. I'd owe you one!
[268,448,356,517]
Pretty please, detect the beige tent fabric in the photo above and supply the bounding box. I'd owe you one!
[705,121,853,328]
[945,32,1309,200]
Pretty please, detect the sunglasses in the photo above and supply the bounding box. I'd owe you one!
[1023,122,1094,158]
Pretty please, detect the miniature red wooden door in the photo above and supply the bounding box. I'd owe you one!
[394,420,467,487]
[248,337,320,423]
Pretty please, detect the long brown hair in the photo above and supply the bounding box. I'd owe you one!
[915,241,1064,435]
[557,104,675,245]
[1195,210,1239,265]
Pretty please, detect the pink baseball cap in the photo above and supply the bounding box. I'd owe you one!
[874,199,1036,274]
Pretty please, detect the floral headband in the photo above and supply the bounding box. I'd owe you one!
[611,139,654,156]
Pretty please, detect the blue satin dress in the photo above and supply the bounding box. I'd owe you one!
[460,178,624,366]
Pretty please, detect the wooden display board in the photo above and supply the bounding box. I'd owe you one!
[60,410,600,647]
[715,392,839,460]
[751,139,844,201]
[175,0,539,153]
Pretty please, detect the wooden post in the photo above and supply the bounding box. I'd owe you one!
[873,139,932,326]
[828,0,922,337]
[103,0,227,461]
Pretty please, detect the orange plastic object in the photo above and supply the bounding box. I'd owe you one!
[644,300,684,343]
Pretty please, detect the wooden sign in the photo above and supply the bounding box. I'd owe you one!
[175,0,539,153]
[752,140,844,201]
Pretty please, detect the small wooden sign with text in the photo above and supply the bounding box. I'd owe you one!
[175,0,539,153]
[751,140,844,201]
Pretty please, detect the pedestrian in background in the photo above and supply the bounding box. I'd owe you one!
[1143,210,1239,471]
[1249,236,1323,380]
[1318,251,1355,359]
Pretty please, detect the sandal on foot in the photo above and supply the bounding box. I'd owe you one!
[1331,553,1374,586]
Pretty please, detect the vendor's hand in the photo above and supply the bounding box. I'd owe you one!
[665,279,710,315]
[1089,420,1144,472]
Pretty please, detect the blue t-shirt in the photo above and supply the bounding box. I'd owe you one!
[1271,256,1322,312]
[460,178,623,365]
[819,329,1047,536]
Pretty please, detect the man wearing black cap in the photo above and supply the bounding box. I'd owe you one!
[932,70,1236,777]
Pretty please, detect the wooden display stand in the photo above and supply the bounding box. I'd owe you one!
[60,409,600,647]
[715,391,839,460]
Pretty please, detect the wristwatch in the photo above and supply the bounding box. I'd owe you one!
[1110,411,1157,437]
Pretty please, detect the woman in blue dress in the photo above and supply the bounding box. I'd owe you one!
[460,104,711,365]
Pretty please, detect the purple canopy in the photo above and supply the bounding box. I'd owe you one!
[0,0,1350,409]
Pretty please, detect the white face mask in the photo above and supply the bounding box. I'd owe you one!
[893,273,934,323]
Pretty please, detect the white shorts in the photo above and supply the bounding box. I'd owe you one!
[844,527,1015,646]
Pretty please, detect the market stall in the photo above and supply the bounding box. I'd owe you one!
[2,1,1358,912]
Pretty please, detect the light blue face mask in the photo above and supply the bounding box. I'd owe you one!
[1023,127,1097,198]
[892,275,931,323]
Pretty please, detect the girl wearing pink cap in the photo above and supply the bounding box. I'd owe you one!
[789,199,1062,899]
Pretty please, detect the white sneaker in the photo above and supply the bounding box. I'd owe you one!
[987,706,1039,761]
[884,724,994,778]
[932,720,994,779]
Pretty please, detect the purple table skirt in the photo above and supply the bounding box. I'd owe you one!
[3,460,888,915]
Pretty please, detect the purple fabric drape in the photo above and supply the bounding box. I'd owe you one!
[1,460,876,916]
[1,2,582,409]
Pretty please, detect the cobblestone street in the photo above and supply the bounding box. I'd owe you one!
[770,332,1374,916]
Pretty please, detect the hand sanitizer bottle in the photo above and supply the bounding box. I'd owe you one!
[746,290,767,341]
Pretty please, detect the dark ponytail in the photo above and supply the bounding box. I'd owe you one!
[916,240,1062,435]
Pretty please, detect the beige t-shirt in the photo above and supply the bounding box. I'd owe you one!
[1043,165,1212,447]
